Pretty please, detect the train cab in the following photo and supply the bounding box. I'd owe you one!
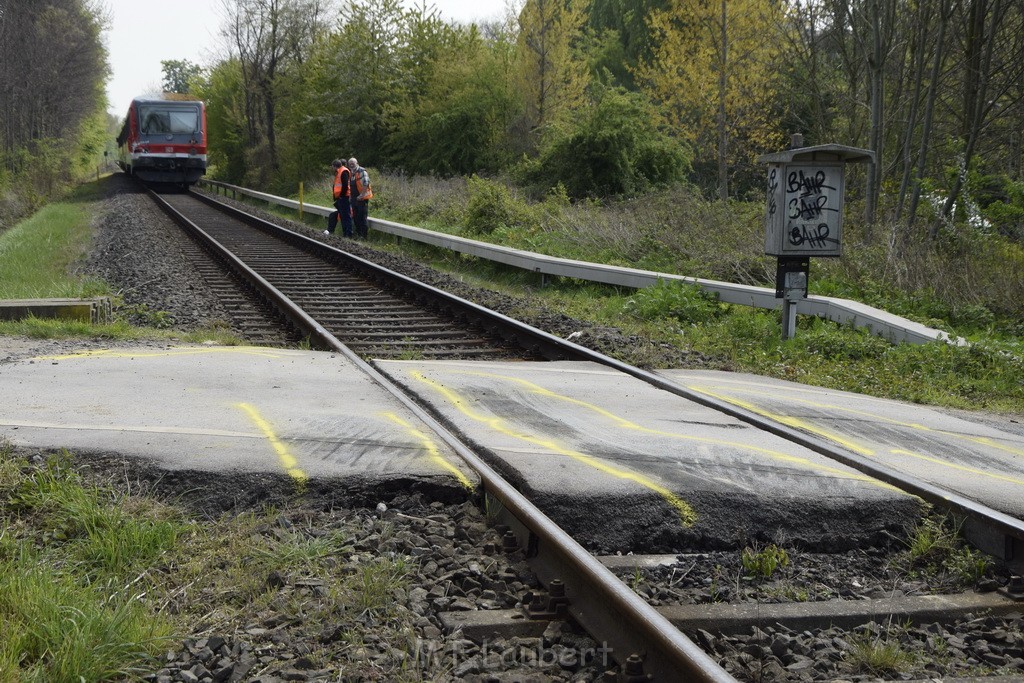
[116,98,207,186]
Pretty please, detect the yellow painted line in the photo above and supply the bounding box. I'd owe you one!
[688,386,877,457]
[236,403,307,482]
[690,383,1024,459]
[409,372,690,526]
[35,347,287,361]
[382,412,474,491]
[890,449,1024,487]
[446,371,889,489]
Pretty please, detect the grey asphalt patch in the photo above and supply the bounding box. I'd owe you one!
[375,359,922,552]
[659,369,1024,518]
[0,344,476,495]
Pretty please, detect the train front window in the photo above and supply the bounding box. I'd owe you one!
[140,108,198,135]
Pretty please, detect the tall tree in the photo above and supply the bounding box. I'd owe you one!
[638,0,784,199]
[161,59,204,94]
[937,0,1021,231]
[0,0,107,206]
[220,0,331,179]
[298,0,406,166]
[516,0,590,144]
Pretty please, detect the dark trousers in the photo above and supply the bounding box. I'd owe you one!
[352,200,369,238]
[327,196,353,236]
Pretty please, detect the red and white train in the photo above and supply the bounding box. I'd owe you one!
[116,98,207,186]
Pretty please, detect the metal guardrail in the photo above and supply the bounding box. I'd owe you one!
[198,179,962,347]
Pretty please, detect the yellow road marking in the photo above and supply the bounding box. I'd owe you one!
[447,370,889,489]
[382,412,475,490]
[688,385,1024,458]
[36,347,287,361]
[890,448,1024,487]
[691,383,1024,459]
[688,386,877,456]
[236,403,307,482]
[409,371,691,526]
[691,384,1024,490]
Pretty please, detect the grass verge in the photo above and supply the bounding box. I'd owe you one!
[0,178,244,345]
[0,445,181,681]
[0,442,429,681]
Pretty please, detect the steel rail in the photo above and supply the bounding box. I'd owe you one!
[186,191,590,362]
[148,188,738,681]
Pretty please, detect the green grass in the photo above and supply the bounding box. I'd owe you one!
[0,316,245,345]
[0,177,247,344]
[0,446,182,681]
[0,201,107,299]
[902,514,990,586]
[0,442,428,680]
[846,628,915,676]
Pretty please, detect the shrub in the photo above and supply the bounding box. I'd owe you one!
[740,544,789,579]
[624,280,722,324]
[527,84,690,199]
[797,325,891,361]
[464,175,535,235]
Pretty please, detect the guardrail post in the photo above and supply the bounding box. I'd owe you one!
[299,182,304,220]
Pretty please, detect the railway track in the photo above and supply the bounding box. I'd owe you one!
[140,186,1024,682]
[154,190,577,361]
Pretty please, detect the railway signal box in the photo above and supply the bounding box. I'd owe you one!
[760,144,874,258]
[759,143,874,339]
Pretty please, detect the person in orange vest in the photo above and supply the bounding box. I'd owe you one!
[347,157,373,239]
[324,159,353,237]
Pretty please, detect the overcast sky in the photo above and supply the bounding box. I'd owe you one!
[102,0,513,117]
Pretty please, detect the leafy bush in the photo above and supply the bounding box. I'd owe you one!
[624,280,722,323]
[797,325,891,361]
[464,175,536,235]
[524,84,690,199]
[980,177,1024,240]
[740,544,790,579]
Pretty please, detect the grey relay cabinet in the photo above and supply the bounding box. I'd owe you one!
[760,144,874,258]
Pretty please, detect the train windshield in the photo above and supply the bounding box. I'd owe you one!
[139,107,199,135]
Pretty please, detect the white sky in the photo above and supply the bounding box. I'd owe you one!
[102,0,513,117]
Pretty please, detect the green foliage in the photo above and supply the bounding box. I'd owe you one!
[976,174,1024,241]
[161,59,204,94]
[0,450,179,680]
[0,200,100,298]
[3,452,181,577]
[123,303,174,329]
[624,280,721,324]
[192,59,252,184]
[297,0,408,168]
[903,515,989,586]
[386,26,521,176]
[0,0,108,227]
[740,544,790,579]
[464,175,536,235]
[523,84,689,198]
[847,627,914,676]
[795,324,892,361]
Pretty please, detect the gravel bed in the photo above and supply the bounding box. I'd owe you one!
[696,615,1024,681]
[6,176,1022,682]
[81,180,235,332]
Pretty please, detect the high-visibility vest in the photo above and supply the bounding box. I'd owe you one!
[333,166,350,199]
[352,167,373,201]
